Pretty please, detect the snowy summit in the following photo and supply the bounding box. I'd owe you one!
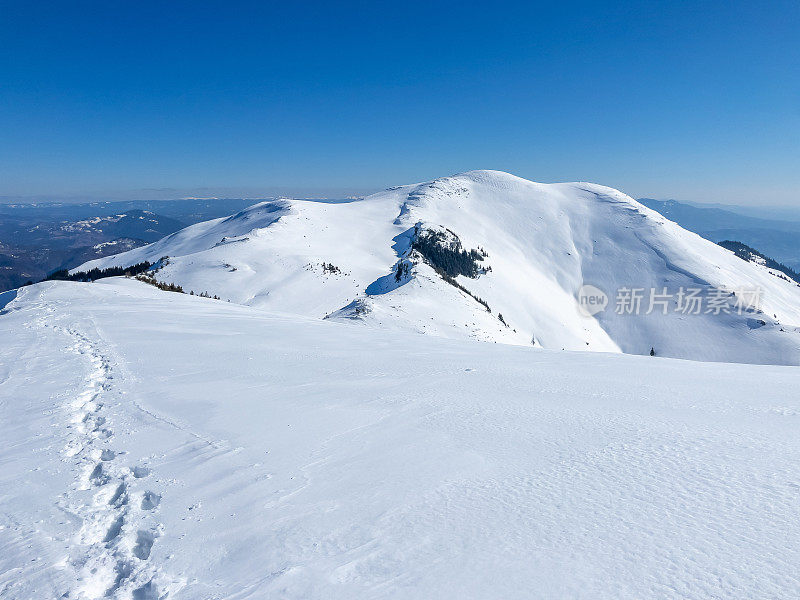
[76,170,800,365]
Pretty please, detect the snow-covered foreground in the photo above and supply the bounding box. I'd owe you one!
[2,279,800,599]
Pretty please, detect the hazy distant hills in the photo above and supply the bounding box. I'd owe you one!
[0,199,260,290]
[638,198,800,271]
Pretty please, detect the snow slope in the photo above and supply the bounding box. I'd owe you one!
[2,279,800,599]
[74,170,800,364]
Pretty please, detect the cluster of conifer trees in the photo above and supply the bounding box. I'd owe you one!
[46,261,153,282]
[718,240,800,284]
[321,262,341,275]
[411,229,486,279]
[410,227,493,312]
[134,272,184,293]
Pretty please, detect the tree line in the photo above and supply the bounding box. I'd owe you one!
[45,261,154,282]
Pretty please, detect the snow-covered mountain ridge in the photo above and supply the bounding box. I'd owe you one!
[76,170,800,364]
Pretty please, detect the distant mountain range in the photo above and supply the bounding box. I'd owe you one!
[637,198,800,271]
[0,199,261,290]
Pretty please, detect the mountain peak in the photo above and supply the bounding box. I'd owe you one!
[73,171,800,365]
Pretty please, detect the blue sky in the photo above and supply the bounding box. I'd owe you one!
[1,1,798,204]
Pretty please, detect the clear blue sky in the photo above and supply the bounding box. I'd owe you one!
[1,1,798,204]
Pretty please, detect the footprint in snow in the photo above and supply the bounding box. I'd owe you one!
[103,515,124,543]
[141,491,161,511]
[132,580,159,600]
[131,466,151,479]
[88,463,109,486]
[108,482,128,507]
[133,530,157,560]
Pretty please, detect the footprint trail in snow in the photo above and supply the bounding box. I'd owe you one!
[56,325,177,599]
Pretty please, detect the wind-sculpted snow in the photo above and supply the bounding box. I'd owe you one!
[2,279,800,598]
[74,171,800,364]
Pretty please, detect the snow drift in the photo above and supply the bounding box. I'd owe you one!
[3,279,800,599]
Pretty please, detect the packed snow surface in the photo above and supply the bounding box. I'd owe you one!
[75,171,800,365]
[2,279,800,599]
